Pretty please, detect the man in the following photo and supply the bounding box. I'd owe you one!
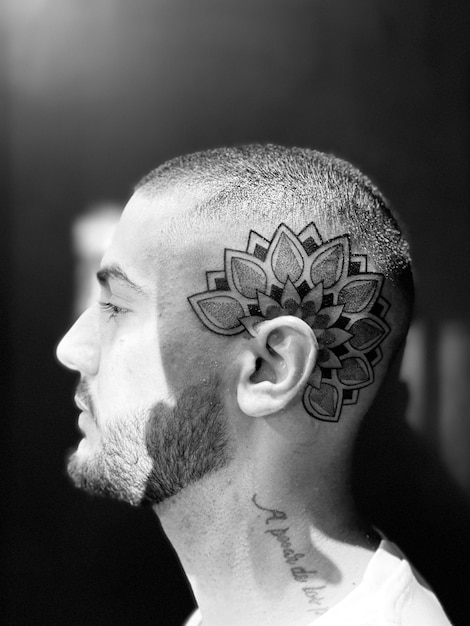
[56,145,451,625]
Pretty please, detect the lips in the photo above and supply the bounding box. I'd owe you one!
[75,395,98,432]
[78,410,96,434]
[75,396,91,413]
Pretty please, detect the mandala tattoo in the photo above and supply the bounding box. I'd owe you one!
[188,223,390,422]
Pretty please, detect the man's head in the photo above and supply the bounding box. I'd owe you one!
[56,144,413,507]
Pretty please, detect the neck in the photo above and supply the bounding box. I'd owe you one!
[152,452,379,626]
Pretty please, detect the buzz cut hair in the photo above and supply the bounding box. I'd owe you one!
[137,144,413,328]
[137,145,412,284]
[135,145,414,423]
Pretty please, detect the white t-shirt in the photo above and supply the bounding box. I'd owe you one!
[184,540,451,625]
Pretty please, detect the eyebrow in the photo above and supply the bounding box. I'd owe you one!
[96,265,147,295]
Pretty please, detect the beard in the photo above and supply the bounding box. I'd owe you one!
[67,377,230,506]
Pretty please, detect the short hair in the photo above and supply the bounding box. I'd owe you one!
[136,145,414,423]
[137,143,413,309]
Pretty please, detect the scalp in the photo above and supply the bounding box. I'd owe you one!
[137,145,411,280]
[133,145,415,427]
[137,144,413,342]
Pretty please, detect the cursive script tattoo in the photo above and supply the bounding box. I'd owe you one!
[253,494,328,616]
[252,493,287,524]
[265,527,306,565]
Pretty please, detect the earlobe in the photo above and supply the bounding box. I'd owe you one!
[237,317,318,417]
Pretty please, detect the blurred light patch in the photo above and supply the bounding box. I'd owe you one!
[401,320,470,493]
[6,0,118,19]
[72,202,121,316]
[6,0,52,19]
[400,321,426,432]
[439,322,470,492]
[6,0,119,95]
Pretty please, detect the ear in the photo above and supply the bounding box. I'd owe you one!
[237,316,318,417]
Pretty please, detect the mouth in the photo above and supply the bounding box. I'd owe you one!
[78,410,96,433]
[75,395,91,413]
[74,397,99,439]
[74,395,98,428]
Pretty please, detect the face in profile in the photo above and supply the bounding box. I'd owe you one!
[56,193,230,506]
[57,168,399,507]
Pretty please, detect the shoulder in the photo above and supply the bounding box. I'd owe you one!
[377,540,452,626]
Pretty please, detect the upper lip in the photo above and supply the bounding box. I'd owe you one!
[75,396,90,412]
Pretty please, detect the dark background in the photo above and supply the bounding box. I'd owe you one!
[3,1,470,624]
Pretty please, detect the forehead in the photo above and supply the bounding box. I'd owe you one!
[101,194,223,316]
[100,191,181,286]
[107,191,177,252]
[101,189,241,290]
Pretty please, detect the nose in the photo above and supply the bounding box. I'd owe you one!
[56,306,100,375]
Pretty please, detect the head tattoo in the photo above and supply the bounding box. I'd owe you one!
[189,222,390,422]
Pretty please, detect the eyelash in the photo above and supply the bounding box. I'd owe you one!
[99,302,128,320]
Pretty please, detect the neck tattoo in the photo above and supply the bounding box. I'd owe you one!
[252,494,328,617]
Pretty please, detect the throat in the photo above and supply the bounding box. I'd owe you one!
[250,493,332,621]
[154,483,379,626]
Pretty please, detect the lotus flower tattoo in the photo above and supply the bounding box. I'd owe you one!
[189,223,390,422]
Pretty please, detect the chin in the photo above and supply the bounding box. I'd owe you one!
[65,378,230,507]
[66,445,150,507]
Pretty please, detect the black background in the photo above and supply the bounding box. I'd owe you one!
[3,1,470,624]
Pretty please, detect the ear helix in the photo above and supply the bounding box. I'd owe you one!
[237,317,318,418]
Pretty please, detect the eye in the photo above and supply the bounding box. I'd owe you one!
[99,302,128,320]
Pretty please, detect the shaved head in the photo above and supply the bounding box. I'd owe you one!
[135,145,413,423]
[136,145,411,282]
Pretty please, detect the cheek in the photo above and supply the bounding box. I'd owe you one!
[160,325,232,394]
[99,324,174,407]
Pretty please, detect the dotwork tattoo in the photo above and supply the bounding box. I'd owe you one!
[252,494,328,616]
[189,223,390,422]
